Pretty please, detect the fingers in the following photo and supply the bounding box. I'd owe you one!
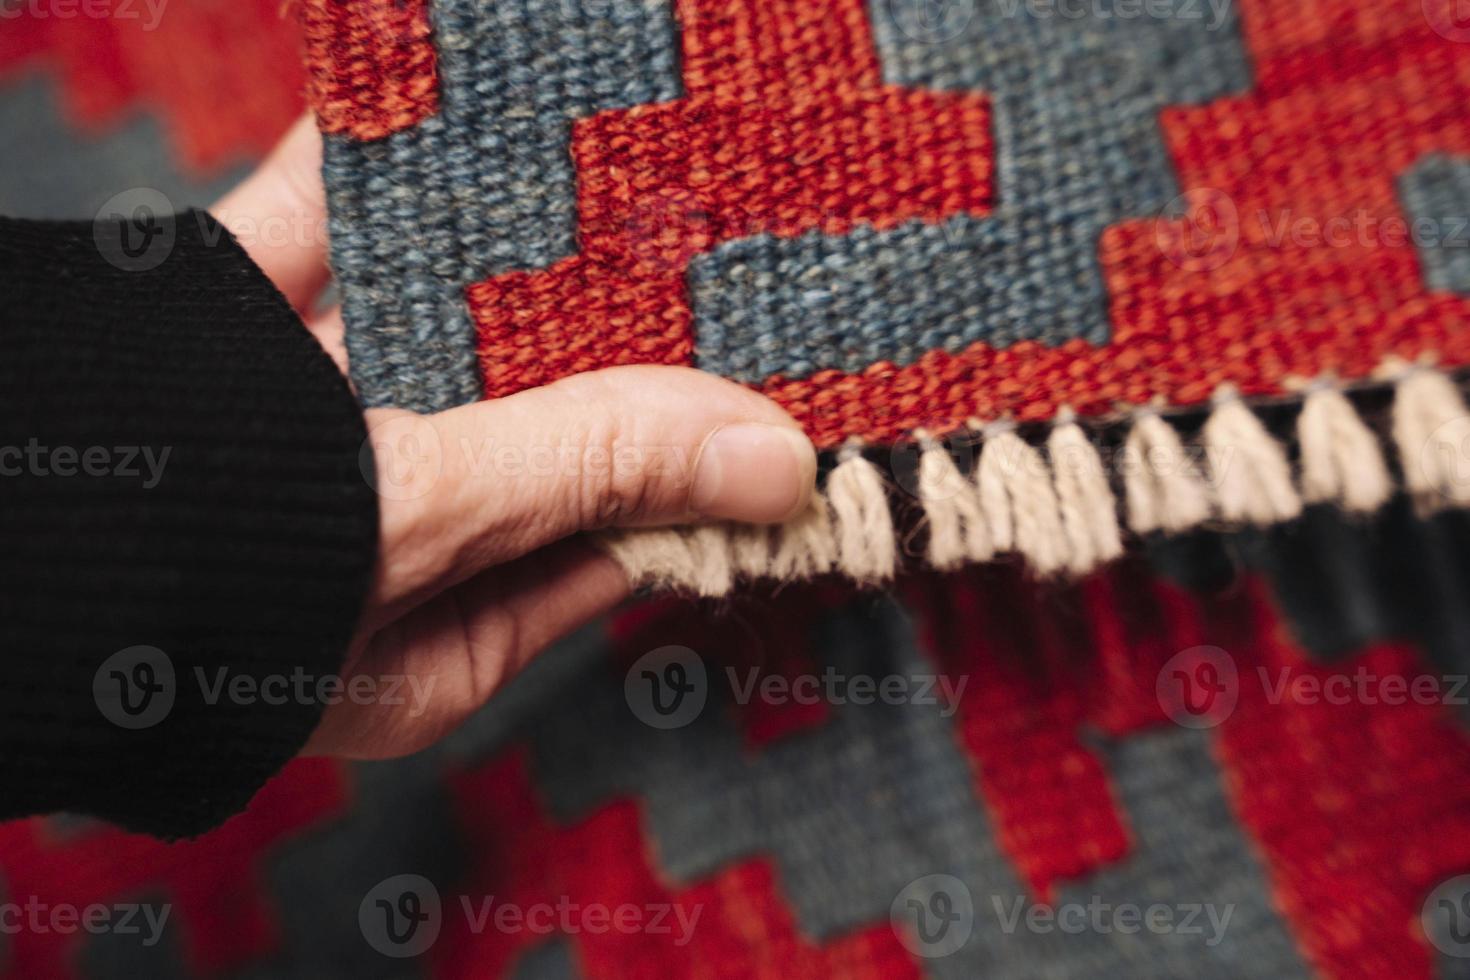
[210,115,332,313]
[366,364,816,609]
[306,540,629,759]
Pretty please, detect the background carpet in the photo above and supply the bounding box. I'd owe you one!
[4,5,1470,979]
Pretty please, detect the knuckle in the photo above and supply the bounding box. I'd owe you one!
[561,406,660,529]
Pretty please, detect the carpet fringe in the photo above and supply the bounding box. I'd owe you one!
[1382,358,1470,514]
[1049,408,1124,574]
[1202,385,1303,526]
[916,431,992,570]
[1295,381,1392,513]
[600,363,1470,594]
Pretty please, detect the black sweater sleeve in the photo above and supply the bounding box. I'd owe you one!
[0,209,379,839]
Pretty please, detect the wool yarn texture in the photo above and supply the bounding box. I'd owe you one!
[300,0,1470,591]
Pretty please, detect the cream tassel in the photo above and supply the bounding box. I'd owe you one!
[827,443,897,583]
[1201,386,1302,525]
[1048,409,1123,574]
[598,527,701,592]
[768,492,839,581]
[683,525,734,597]
[1387,362,1470,512]
[916,433,992,570]
[1295,381,1392,513]
[728,524,774,583]
[974,422,1070,575]
[1122,409,1213,535]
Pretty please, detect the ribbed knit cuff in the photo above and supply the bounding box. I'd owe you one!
[0,209,378,838]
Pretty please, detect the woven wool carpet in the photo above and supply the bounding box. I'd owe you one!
[6,2,1470,979]
[303,0,1470,593]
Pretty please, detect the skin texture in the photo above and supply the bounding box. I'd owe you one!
[212,117,817,759]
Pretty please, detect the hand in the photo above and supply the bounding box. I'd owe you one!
[212,117,817,759]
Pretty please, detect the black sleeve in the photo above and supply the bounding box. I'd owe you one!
[0,209,379,839]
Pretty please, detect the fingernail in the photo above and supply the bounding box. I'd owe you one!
[691,423,817,523]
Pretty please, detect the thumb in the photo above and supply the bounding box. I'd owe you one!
[211,116,330,314]
[366,365,816,605]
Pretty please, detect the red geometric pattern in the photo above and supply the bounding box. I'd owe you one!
[608,594,835,748]
[1210,590,1470,979]
[905,569,1132,904]
[0,0,304,172]
[298,0,439,142]
[4,566,1470,978]
[422,563,1470,980]
[435,750,916,979]
[910,563,1470,980]
[466,0,1470,449]
[770,0,1470,445]
[0,760,347,979]
[467,0,993,410]
[8,7,1470,979]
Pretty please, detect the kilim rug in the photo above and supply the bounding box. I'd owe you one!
[5,3,1470,980]
[303,0,1470,593]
